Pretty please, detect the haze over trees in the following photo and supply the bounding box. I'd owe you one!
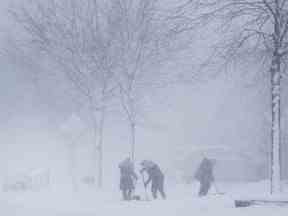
[2,0,288,195]
[9,0,175,188]
[169,0,288,194]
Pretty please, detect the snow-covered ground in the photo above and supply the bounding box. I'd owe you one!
[1,181,288,216]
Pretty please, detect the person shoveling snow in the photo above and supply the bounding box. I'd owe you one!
[194,158,216,197]
[140,160,166,200]
[119,158,138,201]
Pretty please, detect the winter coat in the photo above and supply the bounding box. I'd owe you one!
[119,159,137,190]
[194,158,214,183]
[140,161,164,187]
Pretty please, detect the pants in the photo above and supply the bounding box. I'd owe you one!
[151,176,166,199]
[122,189,133,200]
[120,175,134,201]
[198,180,211,197]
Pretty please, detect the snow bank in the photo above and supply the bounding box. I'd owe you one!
[0,181,288,216]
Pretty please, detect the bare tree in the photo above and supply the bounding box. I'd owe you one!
[108,0,169,161]
[11,0,176,187]
[173,0,288,193]
[12,0,118,188]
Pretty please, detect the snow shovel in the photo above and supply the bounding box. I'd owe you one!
[141,172,150,201]
[212,181,225,195]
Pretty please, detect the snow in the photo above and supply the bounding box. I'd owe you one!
[1,181,288,216]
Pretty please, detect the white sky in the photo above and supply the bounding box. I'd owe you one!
[0,0,275,185]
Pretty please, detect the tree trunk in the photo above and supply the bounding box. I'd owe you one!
[270,52,281,194]
[91,109,104,189]
[130,122,136,162]
[97,108,105,188]
[89,94,106,189]
[68,143,78,192]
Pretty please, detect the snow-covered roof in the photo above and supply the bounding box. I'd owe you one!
[185,145,257,161]
[189,145,232,152]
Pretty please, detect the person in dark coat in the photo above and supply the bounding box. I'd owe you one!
[194,157,215,197]
[119,158,138,200]
[140,160,166,199]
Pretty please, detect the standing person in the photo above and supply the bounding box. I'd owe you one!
[140,160,166,200]
[194,157,215,197]
[119,158,138,200]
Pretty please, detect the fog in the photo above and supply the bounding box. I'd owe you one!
[0,0,271,185]
[0,0,288,215]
